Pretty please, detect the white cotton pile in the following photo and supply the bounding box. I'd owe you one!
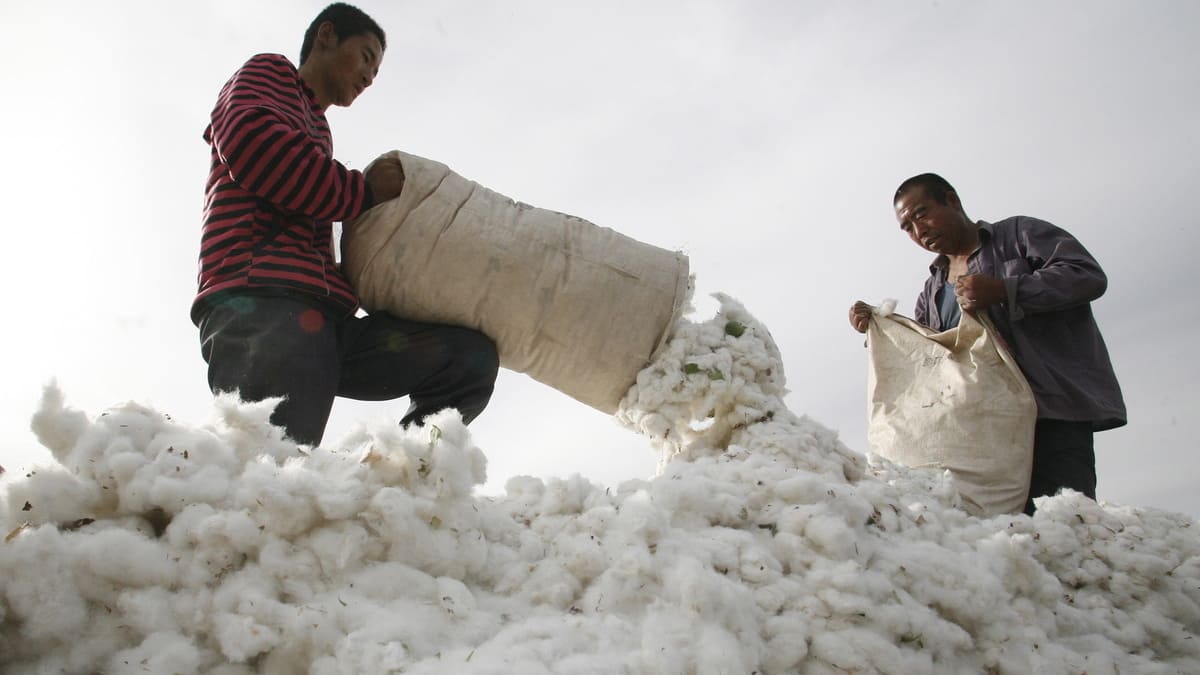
[2,295,1199,674]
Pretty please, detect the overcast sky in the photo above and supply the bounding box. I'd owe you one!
[2,1,1197,516]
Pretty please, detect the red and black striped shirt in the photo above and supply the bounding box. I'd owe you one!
[192,53,372,323]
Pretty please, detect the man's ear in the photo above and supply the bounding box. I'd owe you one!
[946,190,963,210]
[316,20,339,49]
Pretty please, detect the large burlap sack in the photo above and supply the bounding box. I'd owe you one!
[342,150,690,414]
[866,306,1036,515]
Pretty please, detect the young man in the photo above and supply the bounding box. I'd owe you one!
[193,3,498,445]
[849,173,1126,514]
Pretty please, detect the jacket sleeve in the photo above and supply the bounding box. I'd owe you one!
[205,54,371,222]
[914,288,930,328]
[1004,216,1108,319]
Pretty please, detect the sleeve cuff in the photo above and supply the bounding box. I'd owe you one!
[362,180,376,212]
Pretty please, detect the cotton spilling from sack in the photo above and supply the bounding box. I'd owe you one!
[2,297,1199,674]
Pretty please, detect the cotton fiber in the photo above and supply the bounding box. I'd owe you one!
[2,295,1197,674]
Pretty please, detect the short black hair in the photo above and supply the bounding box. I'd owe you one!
[299,3,386,65]
[894,173,957,206]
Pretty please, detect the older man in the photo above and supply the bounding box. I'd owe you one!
[850,173,1125,514]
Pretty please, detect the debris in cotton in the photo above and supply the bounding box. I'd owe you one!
[2,294,1198,674]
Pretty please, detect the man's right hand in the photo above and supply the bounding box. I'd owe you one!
[365,156,405,204]
[848,301,873,333]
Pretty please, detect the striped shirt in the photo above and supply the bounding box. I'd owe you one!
[192,53,373,323]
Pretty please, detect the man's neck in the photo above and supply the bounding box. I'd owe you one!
[948,218,980,258]
[297,63,329,109]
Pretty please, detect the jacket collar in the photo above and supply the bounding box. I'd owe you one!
[928,220,994,273]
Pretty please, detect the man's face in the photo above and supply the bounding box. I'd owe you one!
[893,186,970,255]
[321,31,384,108]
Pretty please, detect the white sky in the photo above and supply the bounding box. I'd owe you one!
[2,1,1197,516]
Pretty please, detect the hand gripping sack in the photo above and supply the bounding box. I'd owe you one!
[866,307,1036,515]
[342,150,690,414]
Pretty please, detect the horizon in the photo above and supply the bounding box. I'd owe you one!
[1,1,1197,517]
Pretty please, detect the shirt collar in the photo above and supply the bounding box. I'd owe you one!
[928,220,993,273]
[299,78,324,113]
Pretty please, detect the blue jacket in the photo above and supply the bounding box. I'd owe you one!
[916,217,1126,430]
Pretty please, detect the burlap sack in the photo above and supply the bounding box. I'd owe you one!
[342,150,690,414]
[866,307,1036,515]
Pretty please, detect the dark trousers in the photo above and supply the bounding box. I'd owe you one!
[198,293,499,445]
[1023,419,1097,515]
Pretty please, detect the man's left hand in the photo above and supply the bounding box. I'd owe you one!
[955,274,1006,311]
[365,156,405,204]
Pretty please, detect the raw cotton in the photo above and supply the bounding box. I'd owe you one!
[2,295,1198,674]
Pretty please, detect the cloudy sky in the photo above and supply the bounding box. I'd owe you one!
[2,1,1196,516]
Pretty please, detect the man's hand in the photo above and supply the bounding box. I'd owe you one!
[954,274,1006,311]
[849,301,873,333]
[364,156,404,204]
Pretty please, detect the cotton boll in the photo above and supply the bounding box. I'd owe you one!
[503,474,546,511]
[104,631,205,675]
[258,535,324,600]
[115,587,181,636]
[108,446,153,510]
[519,557,585,609]
[163,428,241,472]
[752,576,806,616]
[609,489,669,550]
[802,513,859,559]
[551,531,609,583]
[344,561,439,605]
[96,401,174,449]
[52,610,150,675]
[2,465,103,526]
[810,626,931,675]
[208,566,286,646]
[235,459,325,538]
[147,464,235,515]
[266,602,345,666]
[29,381,91,461]
[648,464,748,529]
[875,298,898,317]
[166,504,260,588]
[774,473,838,506]
[321,621,419,674]
[213,611,282,663]
[6,292,1200,673]
[576,546,658,615]
[373,500,488,578]
[575,502,617,538]
[638,605,761,675]
[305,521,377,576]
[422,410,488,498]
[209,393,292,461]
[737,540,783,585]
[657,556,763,650]
[305,460,370,523]
[345,422,418,488]
[436,575,478,619]
[0,526,90,645]
[866,600,976,661]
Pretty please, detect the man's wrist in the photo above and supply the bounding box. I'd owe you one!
[363,180,376,211]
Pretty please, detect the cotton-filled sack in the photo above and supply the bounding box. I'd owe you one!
[865,306,1036,515]
[342,150,690,414]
